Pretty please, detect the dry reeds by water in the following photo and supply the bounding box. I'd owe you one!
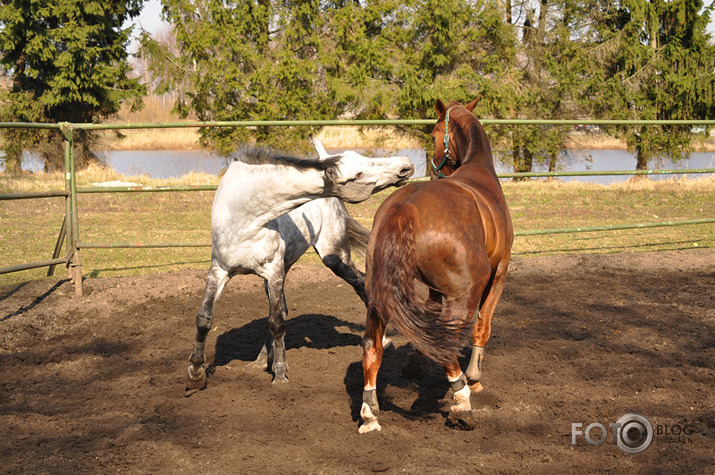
[5,96,712,152]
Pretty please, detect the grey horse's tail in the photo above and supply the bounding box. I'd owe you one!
[347,214,370,259]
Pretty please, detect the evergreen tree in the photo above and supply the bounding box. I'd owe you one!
[142,0,342,154]
[0,0,145,172]
[386,0,517,149]
[141,0,516,155]
[497,0,597,176]
[586,0,715,169]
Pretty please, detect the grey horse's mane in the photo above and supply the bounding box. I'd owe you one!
[232,145,339,171]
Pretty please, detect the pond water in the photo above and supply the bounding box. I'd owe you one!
[2,148,713,184]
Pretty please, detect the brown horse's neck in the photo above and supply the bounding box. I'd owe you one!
[452,109,494,172]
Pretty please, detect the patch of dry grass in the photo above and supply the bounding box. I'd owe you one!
[1,174,712,286]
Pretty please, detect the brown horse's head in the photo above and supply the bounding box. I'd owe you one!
[429,98,481,179]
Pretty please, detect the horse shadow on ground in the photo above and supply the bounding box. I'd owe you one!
[210,311,470,426]
[343,345,475,428]
[211,312,364,368]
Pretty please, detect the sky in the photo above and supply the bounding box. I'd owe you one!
[126,0,169,53]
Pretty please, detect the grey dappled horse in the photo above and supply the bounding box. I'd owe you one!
[187,138,414,388]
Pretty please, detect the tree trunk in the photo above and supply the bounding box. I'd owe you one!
[513,143,533,181]
[3,150,22,173]
[635,149,648,170]
[633,131,648,171]
[547,152,557,181]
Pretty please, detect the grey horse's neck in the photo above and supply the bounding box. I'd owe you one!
[212,160,329,235]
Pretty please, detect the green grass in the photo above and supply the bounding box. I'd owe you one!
[1,167,713,287]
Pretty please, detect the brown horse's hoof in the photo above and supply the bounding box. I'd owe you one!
[447,410,477,431]
[186,365,207,391]
[468,381,484,393]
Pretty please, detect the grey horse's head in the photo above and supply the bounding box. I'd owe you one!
[310,135,414,203]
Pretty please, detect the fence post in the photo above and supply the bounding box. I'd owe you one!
[60,123,82,296]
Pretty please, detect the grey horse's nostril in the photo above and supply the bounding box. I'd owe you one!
[399,164,415,177]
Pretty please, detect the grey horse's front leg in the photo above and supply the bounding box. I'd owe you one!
[188,264,229,390]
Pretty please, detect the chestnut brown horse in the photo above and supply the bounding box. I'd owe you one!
[359,99,513,433]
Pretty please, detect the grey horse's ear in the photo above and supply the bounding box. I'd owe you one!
[309,134,329,160]
[324,165,338,184]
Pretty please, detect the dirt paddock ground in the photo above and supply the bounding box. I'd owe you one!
[1,249,713,473]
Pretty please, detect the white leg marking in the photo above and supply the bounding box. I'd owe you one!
[359,403,382,433]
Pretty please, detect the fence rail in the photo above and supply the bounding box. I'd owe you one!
[1,119,713,295]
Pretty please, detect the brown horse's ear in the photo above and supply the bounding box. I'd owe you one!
[465,96,481,112]
[435,99,447,118]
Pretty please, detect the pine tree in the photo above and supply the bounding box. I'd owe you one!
[497,0,598,176]
[141,0,343,155]
[586,0,715,169]
[140,0,516,155]
[0,0,145,172]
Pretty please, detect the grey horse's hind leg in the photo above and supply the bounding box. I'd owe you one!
[264,272,290,383]
[319,249,394,350]
[320,253,367,304]
[465,345,484,389]
[188,263,230,390]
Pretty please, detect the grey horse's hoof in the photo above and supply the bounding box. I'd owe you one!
[467,380,484,393]
[447,409,477,431]
[272,361,288,384]
[186,365,207,391]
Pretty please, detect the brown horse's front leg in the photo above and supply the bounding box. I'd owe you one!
[467,256,510,392]
[359,308,385,433]
[444,362,476,430]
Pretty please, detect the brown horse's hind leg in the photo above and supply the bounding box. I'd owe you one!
[359,308,386,433]
[466,255,510,391]
[444,362,476,430]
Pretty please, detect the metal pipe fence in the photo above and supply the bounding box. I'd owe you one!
[1,119,714,295]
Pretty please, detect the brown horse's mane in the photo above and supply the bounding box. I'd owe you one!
[444,101,492,168]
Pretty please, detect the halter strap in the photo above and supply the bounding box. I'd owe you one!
[431,107,457,179]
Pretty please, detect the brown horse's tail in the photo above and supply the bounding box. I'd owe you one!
[367,203,469,365]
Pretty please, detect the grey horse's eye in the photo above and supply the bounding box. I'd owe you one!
[355,172,363,179]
